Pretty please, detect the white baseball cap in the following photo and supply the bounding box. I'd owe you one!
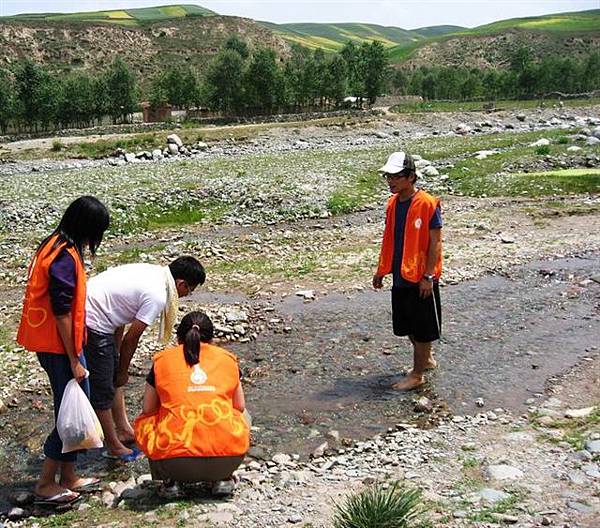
[379,151,415,174]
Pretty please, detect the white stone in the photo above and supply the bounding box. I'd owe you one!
[475,488,511,504]
[485,464,523,481]
[585,440,600,454]
[585,136,600,146]
[530,138,550,147]
[167,143,179,155]
[167,133,183,147]
[565,407,595,419]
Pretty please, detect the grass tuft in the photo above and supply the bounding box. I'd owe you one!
[333,481,423,528]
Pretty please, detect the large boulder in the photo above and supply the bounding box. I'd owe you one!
[167,133,183,148]
[167,143,179,156]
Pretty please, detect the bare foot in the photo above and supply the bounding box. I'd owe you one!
[35,482,76,500]
[392,372,425,391]
[116,427,136,445]
[425,358,438,370]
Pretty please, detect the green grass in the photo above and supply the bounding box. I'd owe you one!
[534,407,600,450]
[68,134,161,159]
[391,97,600,114]
[467,493,523,522]
[3,4,215,25]
[327,170,382,215]
[333,481,423,528]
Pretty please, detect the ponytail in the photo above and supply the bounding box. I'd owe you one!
[177,311,214,367]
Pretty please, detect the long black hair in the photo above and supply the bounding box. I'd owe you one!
[39,196,110,259]
[177,311,214,367]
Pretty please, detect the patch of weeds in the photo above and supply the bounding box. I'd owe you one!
[51,139,65,152]
[462,457,480,469]
[333,480,423,528]
[557,136,569,144]
[467,492,522,522]
[533,407,599,450]
[327,170,382,215]
[67,133,160,159]
[535,145,550,155]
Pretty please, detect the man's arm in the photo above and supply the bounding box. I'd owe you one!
[141,382,160,415]
[419,228,442,299]
[115,319,147,387]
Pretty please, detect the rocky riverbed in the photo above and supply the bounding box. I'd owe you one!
[0,105,599,527]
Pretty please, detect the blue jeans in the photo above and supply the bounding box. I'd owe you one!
[37,352,90,462]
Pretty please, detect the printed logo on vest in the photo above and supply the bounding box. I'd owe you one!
[190,364,208,385]
[414,218,422,229]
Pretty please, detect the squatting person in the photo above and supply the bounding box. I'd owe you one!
[372,151,443,391]
[134,310,250,498]
[84,256,205,461]
[17,196,110,506]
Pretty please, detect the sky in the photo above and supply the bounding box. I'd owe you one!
[0,0,598,29]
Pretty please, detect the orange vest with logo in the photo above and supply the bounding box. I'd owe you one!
[376,190,442,283]
[17,235,87,355]
[134,343,250,460]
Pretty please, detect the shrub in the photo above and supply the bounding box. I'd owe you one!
[535,145,550,155]
[51,139,64,151]
[333,481,423,528]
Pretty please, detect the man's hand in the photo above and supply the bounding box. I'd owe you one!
[419,278,433,299]
[372,274,383,289]
[70,359,87,383]
[115,369,129,388]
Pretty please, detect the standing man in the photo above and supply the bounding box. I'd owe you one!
[85,256,205,461]
[373,152,443,391]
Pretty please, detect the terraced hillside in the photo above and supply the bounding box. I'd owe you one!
[3,4,215,25]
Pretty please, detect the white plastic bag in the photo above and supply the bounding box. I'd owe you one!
[57,379,104,453]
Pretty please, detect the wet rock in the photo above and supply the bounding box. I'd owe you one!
[414,396,433,413]
[485,464,523,481]
[8,507,25,520]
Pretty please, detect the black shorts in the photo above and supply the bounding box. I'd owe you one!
[391,284,442,343]
[84,328,118,410]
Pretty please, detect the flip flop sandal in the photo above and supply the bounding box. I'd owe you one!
[69,478,102,493]
[102,446,144,463]
[34,489,81,507]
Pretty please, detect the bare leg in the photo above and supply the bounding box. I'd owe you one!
[96,408,133,457]
[112,387,135,443]
[392,338,431,391]
[59,462,98,490]
[36,458,77,499]
[409,335,437,369]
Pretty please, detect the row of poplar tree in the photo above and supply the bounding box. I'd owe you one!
[0,36,388,133]
[1,37,598,134]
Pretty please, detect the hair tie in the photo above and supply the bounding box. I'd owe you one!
[191,324,200,331]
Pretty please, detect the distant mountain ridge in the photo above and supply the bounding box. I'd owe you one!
[0,3,598,73]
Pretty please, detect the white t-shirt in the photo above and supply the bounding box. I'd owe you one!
[86,263,168,334]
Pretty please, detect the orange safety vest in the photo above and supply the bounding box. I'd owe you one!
[134,343,250,460]
[17,234,87,355]
[376,189,442,283]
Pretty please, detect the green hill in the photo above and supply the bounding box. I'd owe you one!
[4,4,215,26]
[262,22,421,51]
[412,25,464,38]
[388,9,600,65]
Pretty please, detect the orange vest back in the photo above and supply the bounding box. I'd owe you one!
[134,343,250,460]
[376,190,442,283]
[17,235,87,355]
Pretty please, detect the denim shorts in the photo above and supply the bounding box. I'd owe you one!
[84,329,118,410]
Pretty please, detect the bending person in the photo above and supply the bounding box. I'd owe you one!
[134,311,249,497]
[85,256,205,461]
[17,196,109,506]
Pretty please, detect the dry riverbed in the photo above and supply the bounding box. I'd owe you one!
[0,105,599,527]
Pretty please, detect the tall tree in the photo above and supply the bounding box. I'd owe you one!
[0,69,14,133]
[243,47,280,114]
[204,49,245,114]
[360,41,388,105]
[14,60,45,130]
[224,34,250,60]
[106,58,137,124]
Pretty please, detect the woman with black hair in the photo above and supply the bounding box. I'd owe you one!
[135,311,249,497]
[17,195,110,507]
